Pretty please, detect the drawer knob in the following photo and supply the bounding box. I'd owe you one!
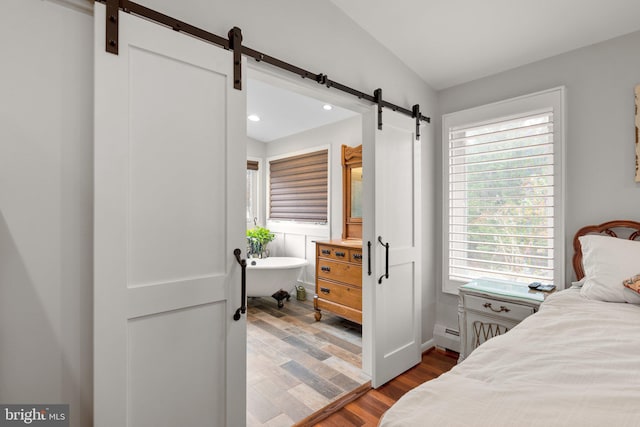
[335,251,346,257]
[483,302,510,313]
[352,253,362,260]
[321,249,331,255]
[321,266,331,272]
[320,287,330,294]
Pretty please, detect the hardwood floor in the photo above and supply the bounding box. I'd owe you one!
[247,295,369,427]
[310,349,458,427]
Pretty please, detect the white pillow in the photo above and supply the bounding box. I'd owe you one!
[579,234,640,304]
[571,278,586,288]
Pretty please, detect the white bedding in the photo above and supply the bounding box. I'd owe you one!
[380,288,640,427]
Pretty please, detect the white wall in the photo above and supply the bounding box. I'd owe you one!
[1,0,437,423]
[0,1,93,426]
[434,30,640,342]
[247,137,266,160]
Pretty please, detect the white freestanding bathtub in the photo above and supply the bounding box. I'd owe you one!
[246,257,308,306]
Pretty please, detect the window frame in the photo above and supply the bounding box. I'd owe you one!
[246,157,261,228]
[442,87,566,295]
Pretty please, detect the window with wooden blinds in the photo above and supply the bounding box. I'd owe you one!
[269,149,328,222]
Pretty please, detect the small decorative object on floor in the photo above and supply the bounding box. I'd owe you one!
[246,226,275,258]
[296,285,306,301]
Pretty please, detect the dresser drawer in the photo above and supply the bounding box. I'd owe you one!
[349,249,363,264]
[317,244,349,261]
[317,259,362,287]
[316,279,361,308]
[465,294,535,322]
[315,298,362,324]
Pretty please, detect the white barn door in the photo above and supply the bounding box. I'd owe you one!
[363,109,422,388]
[94,4,246,426]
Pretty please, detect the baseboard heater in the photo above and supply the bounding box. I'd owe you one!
[433,324,460,353]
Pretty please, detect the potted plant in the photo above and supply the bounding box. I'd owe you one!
[246,226,275,258]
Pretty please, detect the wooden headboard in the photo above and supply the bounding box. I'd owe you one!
[572,220,640,280]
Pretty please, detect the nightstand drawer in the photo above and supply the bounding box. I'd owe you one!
[465,294,535,322]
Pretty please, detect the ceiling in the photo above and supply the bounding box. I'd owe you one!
[330,0,640,90]
[247,1,640,141]
[247,78,358,142]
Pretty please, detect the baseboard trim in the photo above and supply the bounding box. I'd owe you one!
[433,323,461,353]
[292,381,372,427]
[421,338,435,353]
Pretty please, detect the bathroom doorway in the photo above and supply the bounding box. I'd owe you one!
[244,68,370,426]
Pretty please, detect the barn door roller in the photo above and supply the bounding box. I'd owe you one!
[374,88,383,130]
[105,0,119,54]
[412,104,422,140]
[228,27,243,90]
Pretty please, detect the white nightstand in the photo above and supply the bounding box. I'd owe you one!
[458,278,554,362]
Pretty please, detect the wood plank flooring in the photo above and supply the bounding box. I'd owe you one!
[311,349,458,427]
[247,296,369,427]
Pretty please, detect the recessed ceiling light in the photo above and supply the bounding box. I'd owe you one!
[322,104,333,111]
[248,114,261,122]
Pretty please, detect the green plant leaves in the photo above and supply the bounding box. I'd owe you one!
[246,226,275,245]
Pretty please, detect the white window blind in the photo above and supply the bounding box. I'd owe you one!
[443,88,565,293]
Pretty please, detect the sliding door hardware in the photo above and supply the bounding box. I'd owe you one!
[96,0,430,130]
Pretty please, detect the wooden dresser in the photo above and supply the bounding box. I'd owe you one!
[314,239,362,324]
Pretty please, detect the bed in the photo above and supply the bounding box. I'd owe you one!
[379,220,640,427]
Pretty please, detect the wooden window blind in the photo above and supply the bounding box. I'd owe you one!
[269,149,328,222]
[247,160,259,171]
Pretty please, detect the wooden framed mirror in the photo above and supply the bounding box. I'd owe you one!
[342,144,362,240]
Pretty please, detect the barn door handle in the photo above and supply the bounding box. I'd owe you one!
[367,241,372,276]
[377,236,389,284]
[233,248,247,321]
